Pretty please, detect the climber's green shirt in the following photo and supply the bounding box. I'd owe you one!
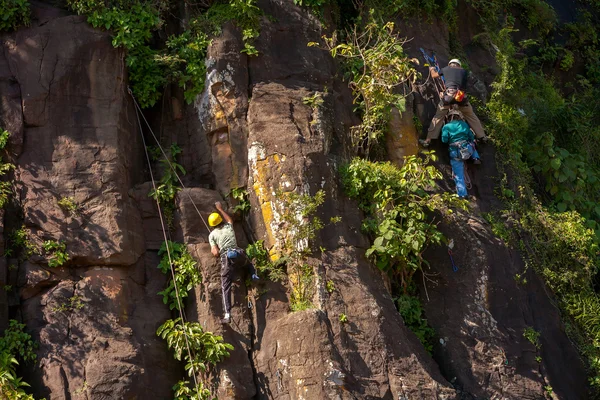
[441,120,475,144]
[208,223,238,255]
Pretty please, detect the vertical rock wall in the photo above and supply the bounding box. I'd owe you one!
[0,0,591,399]
[1,11,180,399]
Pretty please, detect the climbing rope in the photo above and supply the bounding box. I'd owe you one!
[130,88,203,399]
[129,90,212,234]
[447,239,459,272]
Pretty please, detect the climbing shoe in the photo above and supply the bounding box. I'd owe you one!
[221,316,231,324]
[473,158,482,165]
[251,274,260,281]
[418,139,430,148]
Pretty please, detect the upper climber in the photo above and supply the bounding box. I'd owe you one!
[420,59,487,147]
[209,201,259,324]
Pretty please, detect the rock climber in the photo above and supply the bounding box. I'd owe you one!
[441,109,480,199]
[419,58,487,147]
[209,201,259,324]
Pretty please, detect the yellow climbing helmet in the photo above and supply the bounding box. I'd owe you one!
[208,212,223,227]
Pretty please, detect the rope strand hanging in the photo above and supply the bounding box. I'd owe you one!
[130,92,212,234]
[130,87,204,399]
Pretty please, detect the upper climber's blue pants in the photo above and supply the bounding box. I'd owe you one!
[449,143,479,198]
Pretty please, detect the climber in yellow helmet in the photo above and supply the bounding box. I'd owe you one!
[209,201,259,324]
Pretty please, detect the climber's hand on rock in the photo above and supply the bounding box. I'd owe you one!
[215,201,223,210]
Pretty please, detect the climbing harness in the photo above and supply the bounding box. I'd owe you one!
[129,87,204,400]
[447,239,459,272]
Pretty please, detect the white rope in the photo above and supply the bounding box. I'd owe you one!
[130,88,203,399]
[131,96,212,234]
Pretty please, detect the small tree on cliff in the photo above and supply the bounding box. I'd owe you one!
[309,11,418,156]
[273,190,325,311]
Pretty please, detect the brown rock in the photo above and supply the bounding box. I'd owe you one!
[5,14,144,267]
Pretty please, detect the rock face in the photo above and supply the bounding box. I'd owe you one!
[1,10,179,399]
[0,0,591,399]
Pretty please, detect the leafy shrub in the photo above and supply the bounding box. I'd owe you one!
[163,24,211,104]
[0,129,15,208]
[228,187,251,214]
[205,0,262,55]
[487,25,600,386]
[246,240,285,281]
[43,240,69,268]
[0,0,30,32]
[395,294,436,353]
[173,380,212,400]
[5,226,37,260]
[157,241,202,310]
[523,326,541,348]
[274,190,325,311]
[312,13,417,154]
[340,153,465,290]
[466,0,556,34]
[125,46,166,108]
[157,318,233,377]
[52,296,85,313]
[0,320,37,399]
[57,197,80,215]
[67,0,246,107]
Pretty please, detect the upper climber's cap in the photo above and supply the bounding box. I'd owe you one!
[448,59,462,67]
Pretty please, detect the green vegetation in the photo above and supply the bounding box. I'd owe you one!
[204,0,262,56]
[156,241,201,310]
[246,240,285,282]
[155,239,231,397]
[0,129,15,208]
[395,293,436,354]
[148,143,185,227]
[477,8,600,387]
[0,320,37,399]
[157,318,233,377]
[523,326,541,348]
[43,240,69,268]
[302,92,324,109]
[274,190,325,311]
[341,154,465,290]
[326,279,335,293]
[228,187,251,214]
[57,197,80,216]
[312,13,417,154]
[5,226,37,260]
[67,0,262,107]
[52,296,85,313]
[0,0,30,32]
[172,380,212,400]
